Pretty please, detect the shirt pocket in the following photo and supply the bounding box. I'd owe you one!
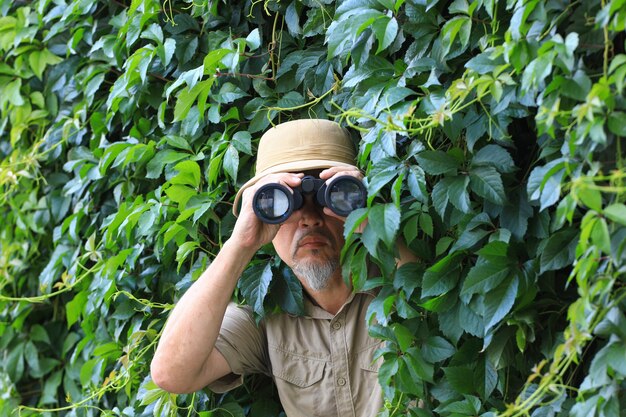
[357,341,383,373]
[269,346,326,387]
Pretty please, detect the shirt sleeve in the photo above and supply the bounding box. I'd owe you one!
[207,302,269,393]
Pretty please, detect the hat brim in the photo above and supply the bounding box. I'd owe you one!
[232,159,356,216]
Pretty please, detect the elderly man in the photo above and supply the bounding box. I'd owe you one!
[151,119,413,416]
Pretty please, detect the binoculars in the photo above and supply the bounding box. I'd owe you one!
[252,175,367,224]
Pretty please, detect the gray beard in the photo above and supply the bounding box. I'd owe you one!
[292,255,340,291]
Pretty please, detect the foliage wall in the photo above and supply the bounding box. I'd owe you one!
[1,0,625,416]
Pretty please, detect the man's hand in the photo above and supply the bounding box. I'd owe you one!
[230,172,304,251]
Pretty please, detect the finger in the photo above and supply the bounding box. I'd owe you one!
[250,173,303,196]
[319,165,360,179]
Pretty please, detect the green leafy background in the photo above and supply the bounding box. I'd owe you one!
[1,0,625,416]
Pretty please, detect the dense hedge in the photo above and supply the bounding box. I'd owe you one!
[1,0,625,416]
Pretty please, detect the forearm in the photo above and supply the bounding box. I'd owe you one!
[151,239,255,392]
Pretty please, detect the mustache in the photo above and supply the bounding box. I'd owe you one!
[291,230,336,256]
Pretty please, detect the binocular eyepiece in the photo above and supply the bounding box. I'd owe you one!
[252,175,367,224]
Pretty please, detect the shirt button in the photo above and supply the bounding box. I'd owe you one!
[337,377,346,386]
[332,322,342,330]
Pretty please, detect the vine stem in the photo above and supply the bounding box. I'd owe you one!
[0,259,98,303]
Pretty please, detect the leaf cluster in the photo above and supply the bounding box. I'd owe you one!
[0,0,625,416]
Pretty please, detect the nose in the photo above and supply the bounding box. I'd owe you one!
[298,195,324,227]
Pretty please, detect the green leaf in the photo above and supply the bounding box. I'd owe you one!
[4,79,24,106]
[604,203,626,226]
[540,229,578,273]
[239,262,273,317]
[272,267,305,316]
[415,150,461,175]
[461,260,511,296]
[407,165,428,203]
[146,150,189,179]
[171,160,201,188]
[421,336,455,362]
[422,253,462,297]
[608,111,626,136]
[165,184,196,209]
[28,49,62,79]
[276,91,305,108]
[232,131,252,154]
[368,203,401,249]
[469,166,505,204]
[405,347,434,382]
[483,276,519,331]
[472,145,516,174]
[66,291,88,327]
[161,38,176,66]
[176,241,199,272]
[575,181,603,212]
[446,175,471,213]
[591,217,611,254]
[372,16,398,54]
[174,79,214,121]
[443,365,475,394]
[223,145,239,182]
[391,323,414,352]
[165,135,192,151]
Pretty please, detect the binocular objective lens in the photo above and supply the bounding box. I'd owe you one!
[255,188,290,220]
[328,180,365,214]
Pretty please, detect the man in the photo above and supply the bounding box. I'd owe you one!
[151,119,411,416]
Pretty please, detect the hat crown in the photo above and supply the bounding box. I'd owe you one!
[255,119,356,175]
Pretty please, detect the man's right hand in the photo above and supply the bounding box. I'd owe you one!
[229,172,303,252]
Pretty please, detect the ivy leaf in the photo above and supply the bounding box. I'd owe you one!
[245,28,261,50]
[176,241,199,273]
[461,260,511,296]
[272,267,305,316]
[415,150,461,175]
[472,144,515,173]
[540,229,579,273]
[372,16,398,54]
[239,262,273,317]
[443,365,475,394]
[223,145,239,182]
[483,275,519,332]
[469,166,505,205]
[174,80,214,121]
[604,203,626,226]
[368,203,401,249]
[421,336,455,363]
[171,160,201,188]
[232,131,252,155]
[422,253,462,297]
[446,175,471,213]
[29,49,62,79]
[146,150,189,179]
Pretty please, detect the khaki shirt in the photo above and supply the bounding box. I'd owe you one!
[209,292,384,417]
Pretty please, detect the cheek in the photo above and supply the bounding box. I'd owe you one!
[272,226,295,260]
[327,219,346,245]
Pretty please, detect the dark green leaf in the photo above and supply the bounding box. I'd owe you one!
[469,166,505,204]
[540,229,579,273]
[239,262,274,317]
[368,203,401,249]
[461,260,511,296]
[415,150,461,175]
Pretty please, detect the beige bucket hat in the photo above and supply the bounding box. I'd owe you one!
[232,119,357,216]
